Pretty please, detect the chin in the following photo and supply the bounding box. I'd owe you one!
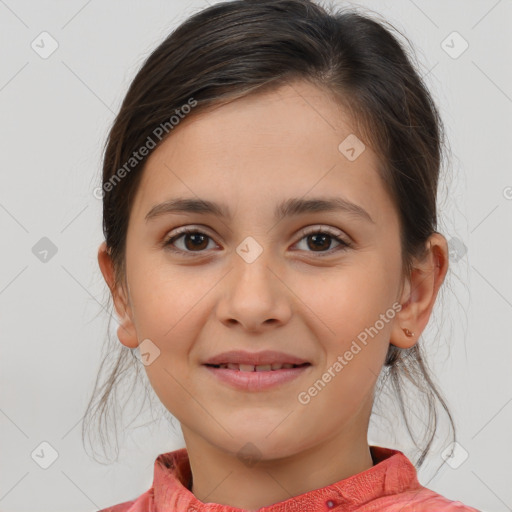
[211,429,305,464]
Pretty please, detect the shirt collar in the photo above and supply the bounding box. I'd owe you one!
[153,445,421,511]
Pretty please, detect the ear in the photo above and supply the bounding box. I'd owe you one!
[390,233,449,349]
[97,241,139,349]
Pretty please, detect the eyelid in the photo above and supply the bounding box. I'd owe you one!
[166,224,347,240]
[165,224,218,241]
[297,225,346,240]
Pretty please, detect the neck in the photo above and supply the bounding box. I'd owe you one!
[182,428,374,510]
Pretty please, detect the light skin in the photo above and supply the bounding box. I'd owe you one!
[98,80,449,510]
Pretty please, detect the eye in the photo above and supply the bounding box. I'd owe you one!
[293,227,352,255]
[163,227,217,255]
[163,226,351,256]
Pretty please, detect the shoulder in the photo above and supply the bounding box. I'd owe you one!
[368,486,481,511]
[412,491,481,511]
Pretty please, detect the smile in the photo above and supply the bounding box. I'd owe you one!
[205,362,309,371]
[203,362,312,391]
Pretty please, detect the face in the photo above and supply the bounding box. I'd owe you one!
[102,80,415,461]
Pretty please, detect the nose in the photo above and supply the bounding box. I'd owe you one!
[216,250,293,333]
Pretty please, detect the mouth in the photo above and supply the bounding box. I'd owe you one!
[203,362,312,391]
[204,362,311,371]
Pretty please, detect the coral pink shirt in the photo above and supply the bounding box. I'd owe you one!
[97,446,480,511]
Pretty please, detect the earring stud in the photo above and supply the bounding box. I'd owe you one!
[403,328,415,337]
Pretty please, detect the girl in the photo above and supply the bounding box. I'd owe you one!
[86,0,480,510]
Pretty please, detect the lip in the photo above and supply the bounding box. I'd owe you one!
[203,363,312,392]
[203,350,309,366]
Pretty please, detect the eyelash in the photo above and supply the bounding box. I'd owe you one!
[162,226,352,257]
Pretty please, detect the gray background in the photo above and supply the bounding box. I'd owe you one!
[0,0,511,511]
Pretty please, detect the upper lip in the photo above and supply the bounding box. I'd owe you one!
[203,350,310,366]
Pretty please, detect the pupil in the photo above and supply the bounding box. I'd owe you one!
[309,234,330,251]
[186,233,208,250]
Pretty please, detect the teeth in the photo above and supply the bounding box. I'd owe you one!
[215,363,301,371]
[255,364,272,372]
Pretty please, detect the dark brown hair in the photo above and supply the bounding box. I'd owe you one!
[83,0,456,469]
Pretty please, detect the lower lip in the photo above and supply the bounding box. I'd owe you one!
[203,364,311,391]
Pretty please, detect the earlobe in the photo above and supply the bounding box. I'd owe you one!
[390,233,449,349]
[390,307,419,349]
[116,317,139,349]
[97,241,139,349]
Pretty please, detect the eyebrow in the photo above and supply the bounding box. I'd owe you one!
[145,196,374,224]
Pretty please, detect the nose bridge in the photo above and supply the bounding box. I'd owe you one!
[217,237,292,329]
[232,238,278,302]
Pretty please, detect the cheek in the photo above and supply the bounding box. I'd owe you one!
[294,257,398,377]
[128,254,209,337]
[300,258,398,331]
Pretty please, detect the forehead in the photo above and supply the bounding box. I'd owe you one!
[131,80,395,225]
